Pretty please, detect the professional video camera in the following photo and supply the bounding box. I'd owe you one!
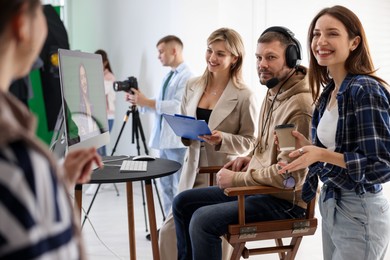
[113,76,138,93]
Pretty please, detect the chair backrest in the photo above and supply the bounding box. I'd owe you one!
[199,166,318,260]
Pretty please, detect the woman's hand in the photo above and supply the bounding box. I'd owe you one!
[274,130,311,151]
[277,145,322,174]
[224,156,252,171]
[63,147,102,190]
[291,130,312,148]
[198,130,222,146]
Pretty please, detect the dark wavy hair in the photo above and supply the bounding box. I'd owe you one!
[0,0,41,35]
[307,5,388,102]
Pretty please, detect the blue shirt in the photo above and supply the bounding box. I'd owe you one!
[141,62,193,150]
[303,74,390,202]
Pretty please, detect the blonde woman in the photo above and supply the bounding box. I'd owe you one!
[159,27,259,260]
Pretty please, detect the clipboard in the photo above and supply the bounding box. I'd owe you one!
[162,113,211,141]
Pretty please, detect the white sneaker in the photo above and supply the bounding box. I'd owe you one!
[85,184,99,195]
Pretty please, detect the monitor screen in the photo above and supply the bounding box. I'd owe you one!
[58,49,110,152]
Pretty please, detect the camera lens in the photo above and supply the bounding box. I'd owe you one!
[113,77,138,93]
[113,81,120,91]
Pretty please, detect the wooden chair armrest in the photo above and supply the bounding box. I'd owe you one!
[224,185,294,225]
[224,185,293,197]
[198,166,223,186]
[198,166,223,174]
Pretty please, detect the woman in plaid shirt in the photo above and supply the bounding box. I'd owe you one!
[278,5,390,260]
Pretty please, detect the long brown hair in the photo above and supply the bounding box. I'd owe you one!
[95,49,114,73]
[307,5,388,102]
[199,27,245,89]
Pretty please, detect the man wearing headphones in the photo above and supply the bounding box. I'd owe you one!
[172,27,314,260]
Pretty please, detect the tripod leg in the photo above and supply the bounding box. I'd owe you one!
[133,108,166,226]
[82,183,102,228]
[136,113,149,155]
[113,183,120,196]
[112,109,131,156]
[132,110,141,155]
[106,109,133,198]
[152,179,166,221]
[130,110,149,232]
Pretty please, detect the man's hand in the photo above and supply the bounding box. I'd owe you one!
[131,88,147,107]
[125,90,138,106]
[224,156,251,171]
[63,147,102,190]
[125,88,155,109]
[216,168,236,189]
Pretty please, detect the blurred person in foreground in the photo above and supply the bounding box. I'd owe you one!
[0,0,102,258]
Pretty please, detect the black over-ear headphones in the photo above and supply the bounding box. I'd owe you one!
[261,26,302,68]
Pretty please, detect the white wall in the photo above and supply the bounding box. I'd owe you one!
[64,0,390,156]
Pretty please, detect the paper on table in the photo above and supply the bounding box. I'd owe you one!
[162,113,211,141]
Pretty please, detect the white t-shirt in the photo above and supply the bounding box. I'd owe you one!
[103,69,116,120]
[317,104,339,151]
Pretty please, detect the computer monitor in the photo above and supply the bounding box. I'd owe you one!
[58,49,110,153]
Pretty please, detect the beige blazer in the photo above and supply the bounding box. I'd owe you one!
[177,77,259,192]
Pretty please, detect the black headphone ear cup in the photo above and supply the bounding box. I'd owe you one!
[285,44,299,68]
[261,26,302,68]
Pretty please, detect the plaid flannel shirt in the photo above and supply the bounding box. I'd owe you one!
[303,74,390,202]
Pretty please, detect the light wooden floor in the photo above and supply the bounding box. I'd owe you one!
[78,182,390,260]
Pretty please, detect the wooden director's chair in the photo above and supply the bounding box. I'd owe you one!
[199,166,318,260]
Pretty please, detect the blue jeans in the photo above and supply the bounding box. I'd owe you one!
[159,148,187,216]
[172,186,306,260]
[320,188,390,260]
[97,119,114,156]
[108,119,114,132]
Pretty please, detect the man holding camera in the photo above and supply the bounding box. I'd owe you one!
[126,35,193,222]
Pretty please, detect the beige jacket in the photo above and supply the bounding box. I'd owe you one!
[177,77,259,192]
[233,67,314,209]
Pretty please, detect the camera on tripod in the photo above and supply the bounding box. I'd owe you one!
[113,76,138,93]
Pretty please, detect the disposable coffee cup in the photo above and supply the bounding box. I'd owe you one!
[275,124,296,151]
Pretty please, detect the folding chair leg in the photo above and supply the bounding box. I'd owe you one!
[286,237,302,260]
[230,243,246,260]
[275,238,285,260]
